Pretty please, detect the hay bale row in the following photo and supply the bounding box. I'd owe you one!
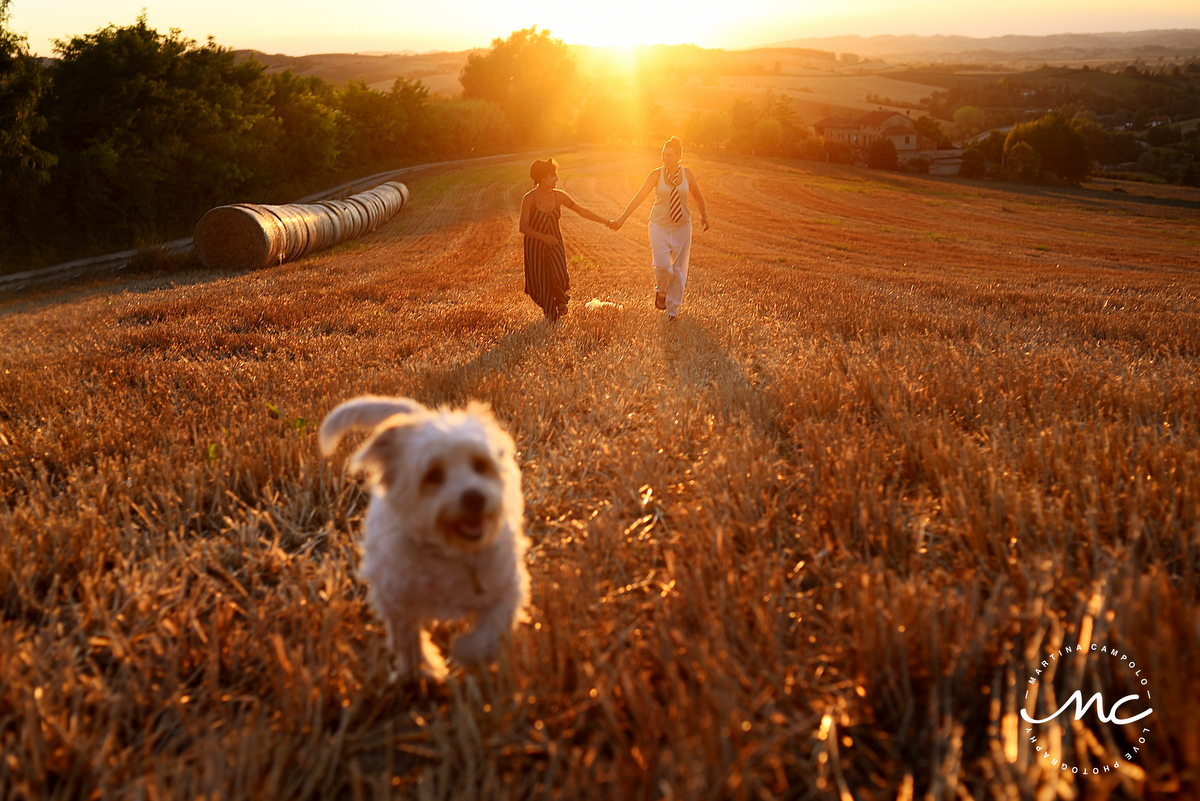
[192,182,410,270]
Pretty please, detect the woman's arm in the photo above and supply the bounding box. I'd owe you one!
[612,170,659,230]
[686,167,710,232]
[556,191,611,225]
[518,192,558,246]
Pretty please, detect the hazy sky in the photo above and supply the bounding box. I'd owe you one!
[12,0,1200,57]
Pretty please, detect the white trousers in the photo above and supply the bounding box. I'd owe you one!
[648,221,692,316]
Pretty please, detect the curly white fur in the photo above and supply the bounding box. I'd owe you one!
[320,395,529,681]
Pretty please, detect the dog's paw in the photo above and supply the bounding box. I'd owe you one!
[390,660,449,686]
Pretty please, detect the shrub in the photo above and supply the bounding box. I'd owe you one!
[824,139,853,164]
[682,109,731,150]
[914,115,953,148]
[1004,113,1089,184]
[1007,141,1041,179]
[960,147,987,178]
[866,138,898,170]
[1145,124,1183,147]
[792,137,826,162]
[753,118,786,156]
[1183,159,1199,187]
[952,105,986,134]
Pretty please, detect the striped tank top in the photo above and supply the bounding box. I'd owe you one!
[649,165,690,230]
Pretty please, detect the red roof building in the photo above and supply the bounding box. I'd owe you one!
[814,109,961,173]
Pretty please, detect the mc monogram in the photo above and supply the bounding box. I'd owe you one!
[1020,688,1153,725]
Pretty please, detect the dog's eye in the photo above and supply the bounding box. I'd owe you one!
[422,465,445,486]
[471,457,495,475]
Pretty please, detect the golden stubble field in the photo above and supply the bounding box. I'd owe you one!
[1,149,1198,800]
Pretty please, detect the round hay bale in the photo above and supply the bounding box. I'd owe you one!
[194,205,280,270]
[324,199,366,240]
[263,206,303,262]
[314,202,344,245]
[347,197,379,232]
[192,182,410,270]
[292,206,326,257]
[383,182,409,213]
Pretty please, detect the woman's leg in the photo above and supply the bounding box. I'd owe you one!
[663,224,692,317]
[649,223,674,310]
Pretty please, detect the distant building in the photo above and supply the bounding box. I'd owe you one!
[813,115,862,146]
[815,111,910,149]
[882,125,937,157]
[963,125,1015,146]
[813,110,961,173]
[856,111,913,145]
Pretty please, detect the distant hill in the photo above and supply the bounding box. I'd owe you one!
[233,49,474,94]
[766,29,1200,63]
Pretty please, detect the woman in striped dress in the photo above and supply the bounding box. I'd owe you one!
[519,159,612,321]
[612,137,710,321]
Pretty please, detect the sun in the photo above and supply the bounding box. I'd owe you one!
[555,21,656,48]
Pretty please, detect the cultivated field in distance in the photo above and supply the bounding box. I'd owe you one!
[1,150,1198,798]
[240,45,926,121]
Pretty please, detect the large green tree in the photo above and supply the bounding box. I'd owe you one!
[255,69,340,200]
[42,14,276,249]
[336,76,433,175]
[729,92,802,155]
[0,0,57,266]
[459,27,582,145]
[0,0,54,185]
[913,115,953,149]
[1004,112,1090,185]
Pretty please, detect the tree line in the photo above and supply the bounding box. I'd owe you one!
[922,63,1200,185]
[5,6,1198,273]
[0,7,515,273]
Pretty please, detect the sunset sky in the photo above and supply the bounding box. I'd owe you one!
[13,0,1200,57]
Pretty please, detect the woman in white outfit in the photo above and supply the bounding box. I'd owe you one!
[612,137,710,321]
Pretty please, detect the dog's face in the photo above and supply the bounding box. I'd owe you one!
[353,406,513,553]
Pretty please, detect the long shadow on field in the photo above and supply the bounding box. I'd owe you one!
[657,317,764,424]
[0,262,255,315]
[416,318,554,404]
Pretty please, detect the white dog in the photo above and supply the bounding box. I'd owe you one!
[319,396,529,680]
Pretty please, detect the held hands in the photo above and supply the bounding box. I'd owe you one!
[607,217,624,231]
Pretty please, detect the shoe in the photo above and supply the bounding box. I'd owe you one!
[667,315,678,323]
[655,292,667,311]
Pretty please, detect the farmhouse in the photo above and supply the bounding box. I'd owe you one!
[815,110,911,148]
[814,110,960,173]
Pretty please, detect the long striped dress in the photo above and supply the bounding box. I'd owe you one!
[523,199,570,319]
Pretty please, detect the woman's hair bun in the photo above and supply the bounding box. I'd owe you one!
[530,158,559,183]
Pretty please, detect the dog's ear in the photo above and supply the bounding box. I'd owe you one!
[319,396,427,454]
[349,419,417,491]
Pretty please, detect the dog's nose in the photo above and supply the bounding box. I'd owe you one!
[461,489,486,515]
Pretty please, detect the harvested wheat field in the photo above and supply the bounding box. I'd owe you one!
[1,148,1199,800]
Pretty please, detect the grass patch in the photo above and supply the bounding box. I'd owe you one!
[1,148,1196,800]
[569,254,601,270]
